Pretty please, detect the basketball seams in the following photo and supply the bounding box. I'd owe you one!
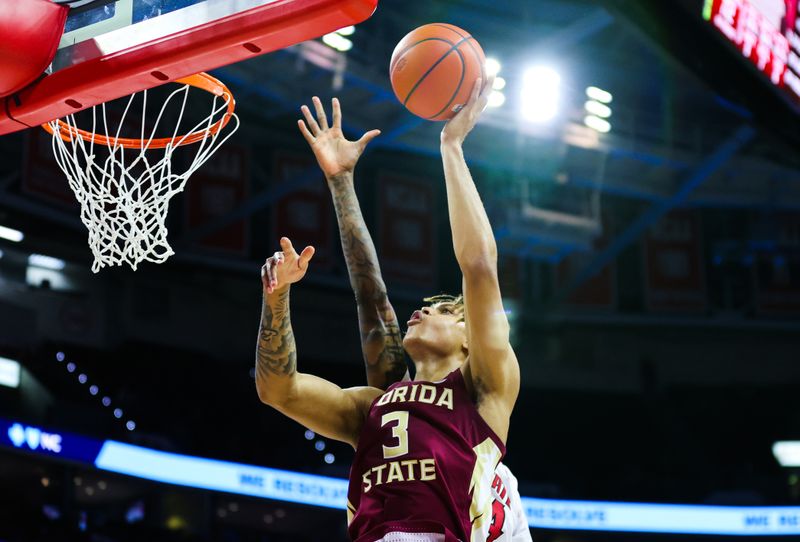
[429,23,467,39]
[391,23,485,121]
[390,35,457,75]
[424,47,466,120]
[423,38,483,120]
[402,35,472,106]
[430,24,486,90]
[467,38,486,87]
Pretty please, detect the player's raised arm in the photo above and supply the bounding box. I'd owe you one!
[255,237,381,448]
[298,97,408,389]
[439,75,520,432]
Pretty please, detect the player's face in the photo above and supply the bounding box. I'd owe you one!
[403,301,466,358]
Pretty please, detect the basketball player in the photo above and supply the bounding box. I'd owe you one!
[299,92,532,542]
[256,75,520,542]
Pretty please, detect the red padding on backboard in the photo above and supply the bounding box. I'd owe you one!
[0,0,68,99]
[0,0,378,135]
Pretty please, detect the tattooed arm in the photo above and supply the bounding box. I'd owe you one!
[255,237,382,448]
[297,97,407,389]
[329,172,408,388]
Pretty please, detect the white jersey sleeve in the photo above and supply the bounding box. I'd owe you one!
[497,463,532,542]
[474,462,532,542]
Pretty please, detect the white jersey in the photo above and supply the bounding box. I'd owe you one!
[344,461,531,542]
[476,462,532,542]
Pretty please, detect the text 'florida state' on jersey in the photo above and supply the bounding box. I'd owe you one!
[347,369,506,542]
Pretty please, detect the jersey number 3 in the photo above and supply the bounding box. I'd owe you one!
[381,411,409,459]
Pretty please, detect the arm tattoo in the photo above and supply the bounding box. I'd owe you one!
[378,322,407,385]
[255,288,297,381]
[329,173,406,388]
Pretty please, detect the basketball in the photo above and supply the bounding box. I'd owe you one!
[389,23,485,121]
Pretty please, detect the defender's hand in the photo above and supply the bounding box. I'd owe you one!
[297,97,381,178]
[441,74,494,146]
[261,237,315,294]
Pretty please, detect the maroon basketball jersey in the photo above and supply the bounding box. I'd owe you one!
[347,368,506,542]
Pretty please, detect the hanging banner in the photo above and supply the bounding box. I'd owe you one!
[555,217,616,310]
[272,153,333,270]
[643,210,707,312]
[377,172,437,288]
[754,213,800,314]
[185,144,249,254]
[556,257,615,309]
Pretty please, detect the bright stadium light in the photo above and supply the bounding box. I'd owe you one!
[521,66,561,123]
[485,57,502,76]
[0,225,24,243]
[322,32,353,52]
[0,356,21,388]
[773,441,800,467]
[586,86,613,103]
[488,91,506,108]
[336,25,355,36]
[584,115,611,133]
[28,254,65,270]
[492,76,506,90]
[585,100,612,118]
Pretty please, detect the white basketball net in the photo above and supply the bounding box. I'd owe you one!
[45,83,239,272]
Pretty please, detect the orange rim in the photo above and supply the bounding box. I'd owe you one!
[41,72,236,149]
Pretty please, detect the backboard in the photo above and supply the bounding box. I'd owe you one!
[0,0,378,136]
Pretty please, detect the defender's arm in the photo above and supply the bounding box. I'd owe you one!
[329,172,407,388]
[298,97,408,389]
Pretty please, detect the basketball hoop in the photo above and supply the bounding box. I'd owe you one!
[42,72,239,273]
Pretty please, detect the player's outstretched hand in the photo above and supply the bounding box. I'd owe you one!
[297,96,381,179]
[261,237,315,294]
[441,74,494,146]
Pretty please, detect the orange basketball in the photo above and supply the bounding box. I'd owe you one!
[390,23,485,121]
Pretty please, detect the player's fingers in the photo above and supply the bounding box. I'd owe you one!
[357,129,381,151]
[312,96,329,130]
[268,256,280,280]
[298,245,316,268]
[279,237,296,256]
[301,105,320,135]
[477,75,494,113]
[483,73,496,98]
[332,98,342,129]
[297,120,315,144]
[469,77,482,104]
[262,261,274,293]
